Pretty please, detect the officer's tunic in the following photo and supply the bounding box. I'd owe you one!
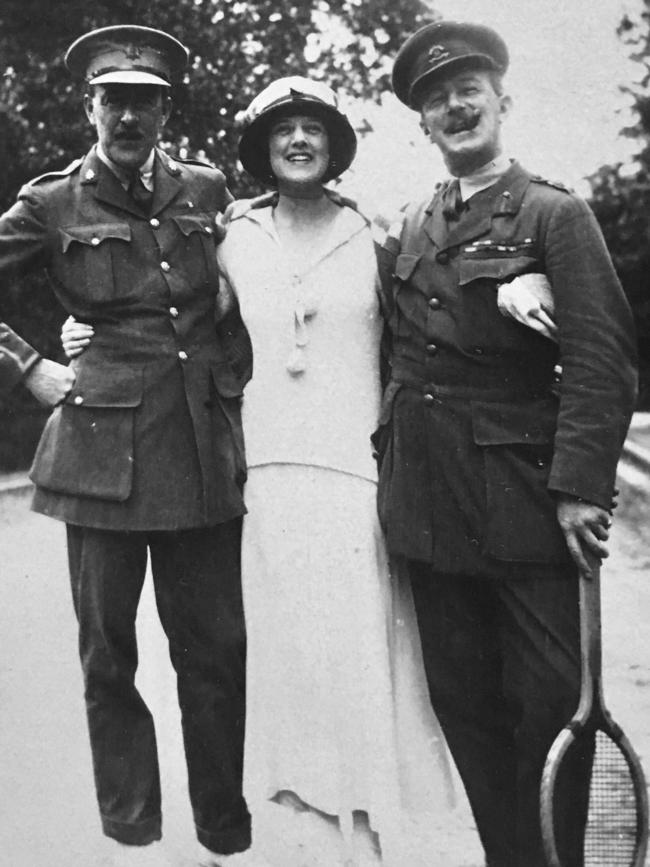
[0,146,245,530]
[374,160,637,575]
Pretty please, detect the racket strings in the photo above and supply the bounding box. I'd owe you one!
[584,730,639,865]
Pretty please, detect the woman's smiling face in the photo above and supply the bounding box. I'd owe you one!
[268,113,330,192]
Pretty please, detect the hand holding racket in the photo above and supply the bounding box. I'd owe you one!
[540,554,649,866]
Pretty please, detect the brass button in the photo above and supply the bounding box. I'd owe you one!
[169,306,179,318]
[423,393,435,405]
[73,395,84,405]
[91,237,100,247]
[178,350,188,361]
[205,226,213,235]
[428,297,441,310]
[150,218,160,228]
[161,261,171,272]
[426,343,438,355]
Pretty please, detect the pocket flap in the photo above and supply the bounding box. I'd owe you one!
[173,213,217,238]
[59,223,131,253]
[472,396,557,446]
[211,362,243,398]
[65,364,143,408]
[459,255,538,286]
[394,253,421,281]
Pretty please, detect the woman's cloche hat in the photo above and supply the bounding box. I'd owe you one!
[238,76,357,185]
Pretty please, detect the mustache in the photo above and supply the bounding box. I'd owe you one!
[445,108,481,134]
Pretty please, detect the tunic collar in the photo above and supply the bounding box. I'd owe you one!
[457,154,512,201]
[96,144,155,190]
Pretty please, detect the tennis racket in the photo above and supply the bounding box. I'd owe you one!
[540,559,649,866]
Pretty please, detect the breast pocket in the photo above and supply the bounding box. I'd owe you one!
[458,253,539,287]
[58,223,131,303]
[30,364,143,501]
[457,253,544,350]
[172,213,220,290]
[471,397,569,563]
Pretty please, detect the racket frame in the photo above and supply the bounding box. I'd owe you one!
[540,563,649,867]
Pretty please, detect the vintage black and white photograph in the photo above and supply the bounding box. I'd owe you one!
[1,1,649,865]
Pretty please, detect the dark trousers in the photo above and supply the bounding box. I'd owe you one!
[409,563,591,867]
[66,520,251,855]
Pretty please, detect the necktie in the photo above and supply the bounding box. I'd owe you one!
[441,179,465,222]
[128,172,153,213]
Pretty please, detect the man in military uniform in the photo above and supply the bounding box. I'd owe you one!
[373,21,638,867]
[0,26,262,867]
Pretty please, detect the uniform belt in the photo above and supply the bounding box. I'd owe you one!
[391,376,550,403]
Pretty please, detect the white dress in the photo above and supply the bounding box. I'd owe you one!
[217,195,456,859]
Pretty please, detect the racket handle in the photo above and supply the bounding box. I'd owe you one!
[579,547,601,582]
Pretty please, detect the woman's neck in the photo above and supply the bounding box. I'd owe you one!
[273,185,333,222]
[272,185,339,264]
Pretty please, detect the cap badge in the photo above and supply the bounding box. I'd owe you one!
[124,43,143,61]
[428,45,450,63]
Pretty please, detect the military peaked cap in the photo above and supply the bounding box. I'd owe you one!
[65,25,189,87]
[393,21,509,110]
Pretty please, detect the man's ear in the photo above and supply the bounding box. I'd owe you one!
[83,92,96,128]
[419,117,430,137]
[499,93,513,123]
[161,94,172,125]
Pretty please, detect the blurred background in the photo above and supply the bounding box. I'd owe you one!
[1,0,649,468]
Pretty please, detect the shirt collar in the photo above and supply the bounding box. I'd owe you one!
[96,144,155,190]
[457,154,512,201]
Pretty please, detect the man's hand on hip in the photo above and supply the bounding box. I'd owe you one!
[24,358,75,407]
[556,493,612,579]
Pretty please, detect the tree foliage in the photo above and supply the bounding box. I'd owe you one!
[0,0,435,469]
[586,3,650,408]
[0,0,435,204]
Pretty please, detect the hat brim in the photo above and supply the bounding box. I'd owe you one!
[88,70,171,87]
[239,99,357,185]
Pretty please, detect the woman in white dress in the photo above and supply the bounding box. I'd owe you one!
[216,78,455,866]
[60,78,459,866]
